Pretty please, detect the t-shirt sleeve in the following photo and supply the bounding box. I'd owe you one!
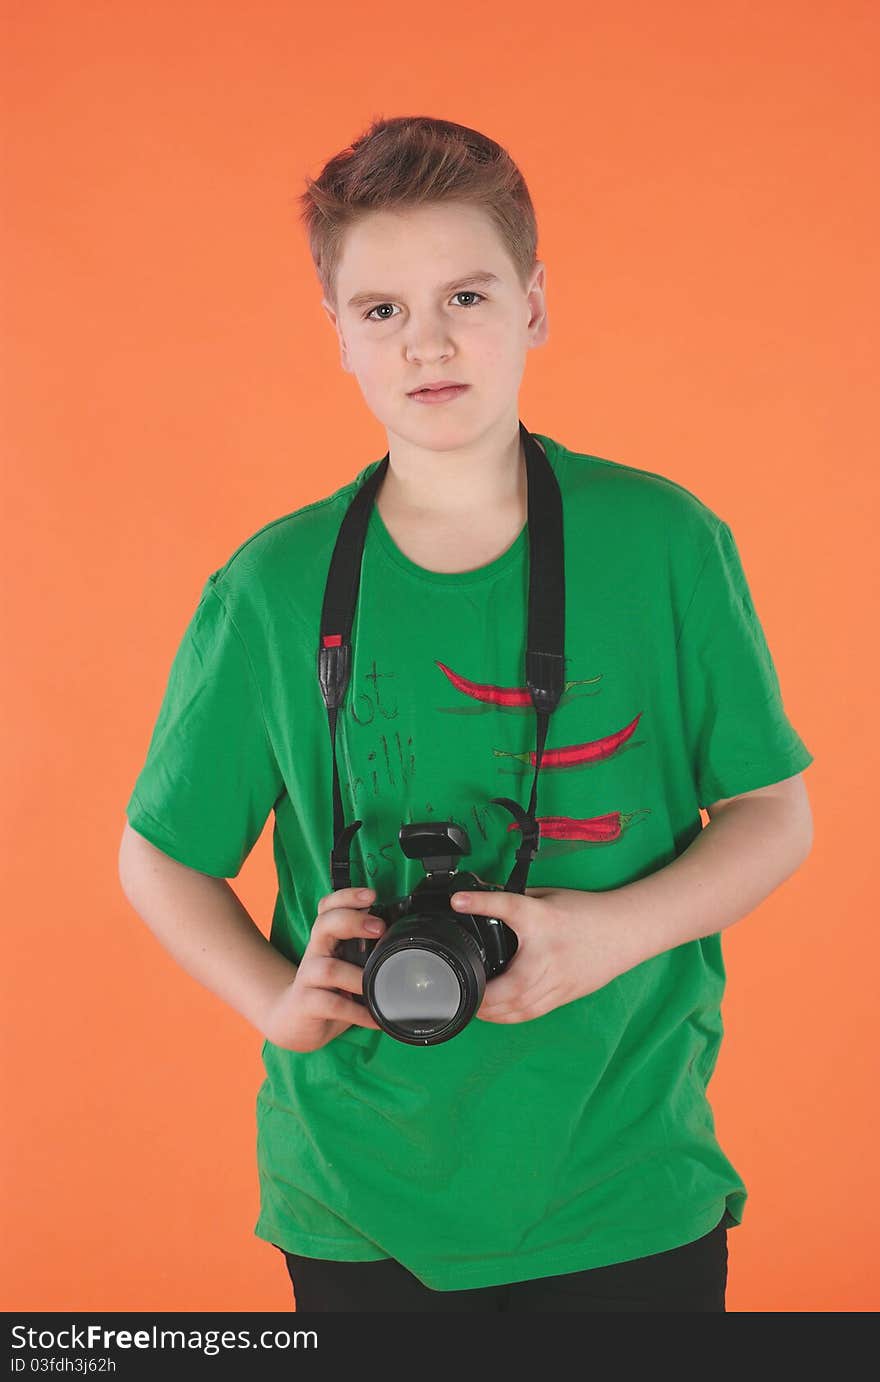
[675,518,814,808]
[125,577,284,877]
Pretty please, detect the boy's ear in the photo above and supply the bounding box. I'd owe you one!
[526,261,549,347]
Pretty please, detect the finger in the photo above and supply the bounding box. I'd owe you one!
[477,998,528,1024]
[476,1000,512,1023]
[478,979,516,1014]
[303,954,371,996]
[450,888,516,917]
[316,886,375,916]
[319,988,382,1030]
[308,904,386,958]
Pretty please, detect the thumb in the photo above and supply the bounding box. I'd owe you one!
[450,887,521,921]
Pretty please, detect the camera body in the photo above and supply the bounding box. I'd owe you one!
[335,821,519,1045]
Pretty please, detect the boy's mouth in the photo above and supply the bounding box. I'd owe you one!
[407,379,467,392]
[407,384,470,403]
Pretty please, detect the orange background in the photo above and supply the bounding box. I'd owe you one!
[2,0,877,1314]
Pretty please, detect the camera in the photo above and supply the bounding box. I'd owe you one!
[335,821,519,1046]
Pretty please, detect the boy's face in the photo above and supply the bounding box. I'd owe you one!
[322,201,548,454]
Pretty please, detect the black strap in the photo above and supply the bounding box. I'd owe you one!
[317,457,388,890]
[317,421,565,894]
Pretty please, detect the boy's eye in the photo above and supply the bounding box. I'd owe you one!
[363,291,485,322]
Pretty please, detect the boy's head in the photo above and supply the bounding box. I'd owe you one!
[298,115,548,454]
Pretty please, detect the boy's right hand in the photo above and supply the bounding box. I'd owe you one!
[261,887,386,1052]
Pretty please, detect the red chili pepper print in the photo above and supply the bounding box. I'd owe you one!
[494,712,642,768]
[435,660,600,707]
[505,811,638,842]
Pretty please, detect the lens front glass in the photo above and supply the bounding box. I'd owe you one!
[372,946,461,1034]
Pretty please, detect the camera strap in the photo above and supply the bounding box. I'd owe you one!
[317,419,565,896]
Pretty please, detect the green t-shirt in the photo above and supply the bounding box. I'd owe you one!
[125,431,813,1291]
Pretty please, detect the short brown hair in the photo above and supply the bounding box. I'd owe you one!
[297,114,539,311]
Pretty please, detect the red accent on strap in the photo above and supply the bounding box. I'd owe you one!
[322,633,343,647]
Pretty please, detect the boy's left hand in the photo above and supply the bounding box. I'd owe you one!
[449,885,634,1023]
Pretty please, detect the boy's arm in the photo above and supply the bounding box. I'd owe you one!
[606,772,814,972]
[703,770,813,823]
[117,821,297,1037]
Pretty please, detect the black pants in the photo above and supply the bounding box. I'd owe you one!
[276,1217,728,1311]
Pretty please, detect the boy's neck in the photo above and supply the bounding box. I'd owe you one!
[376,419,544,522]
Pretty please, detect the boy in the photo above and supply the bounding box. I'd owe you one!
[118,115,814,1312]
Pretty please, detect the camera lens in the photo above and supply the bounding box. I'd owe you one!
[372,947,461,1035]
[362,912,487,1044]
